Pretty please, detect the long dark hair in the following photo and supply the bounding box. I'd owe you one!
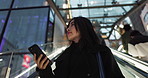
[67,17,101,48]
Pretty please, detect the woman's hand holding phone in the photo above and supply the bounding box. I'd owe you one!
[33,54,50,69]
[28,44,53,70]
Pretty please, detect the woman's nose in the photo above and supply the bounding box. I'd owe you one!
[67,27,70,31]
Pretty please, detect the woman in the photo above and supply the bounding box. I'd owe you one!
[34,17,125,78]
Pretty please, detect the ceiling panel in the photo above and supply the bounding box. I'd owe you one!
[53,0,144,39]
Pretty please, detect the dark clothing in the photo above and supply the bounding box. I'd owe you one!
[37,43,124,78]
[97,34,106,46]
[121,30,132,52]
[129,35,148,45]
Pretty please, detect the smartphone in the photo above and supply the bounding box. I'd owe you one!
[28,44,49,61]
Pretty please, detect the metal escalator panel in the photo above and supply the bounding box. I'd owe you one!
[111,49,148,78]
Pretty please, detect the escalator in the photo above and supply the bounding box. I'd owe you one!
[27,49,148,78]
[0,44,147,78]
[111,49,148,78]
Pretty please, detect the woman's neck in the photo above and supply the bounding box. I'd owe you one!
[73,37,80,43]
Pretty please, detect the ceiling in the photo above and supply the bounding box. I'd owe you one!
[49,0,147,39]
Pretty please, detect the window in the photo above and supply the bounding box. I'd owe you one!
[0,0,12,9]
[13,0,47,8]
[1,8,49,52]
[0,11,8,34]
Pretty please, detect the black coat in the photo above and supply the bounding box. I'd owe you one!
[129,35,148,45]
[37,43,124,78]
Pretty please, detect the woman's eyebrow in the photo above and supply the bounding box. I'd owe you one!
[71,22,74,24]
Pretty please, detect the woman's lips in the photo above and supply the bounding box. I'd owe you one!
[67,32,72,35]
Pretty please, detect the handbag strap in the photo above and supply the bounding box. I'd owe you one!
[96,52,105,78]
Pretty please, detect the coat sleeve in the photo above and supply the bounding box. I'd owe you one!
[36,64,55,78]
[101,46,125,78]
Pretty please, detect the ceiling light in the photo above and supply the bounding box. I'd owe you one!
[0,59,3,62]
[108,8,113,10]
[104,9,107,12]
[43,1,48,6]
[63,4,68,8]
[67,14,70,19]
[90,1,95,5]
[108,19,112,22]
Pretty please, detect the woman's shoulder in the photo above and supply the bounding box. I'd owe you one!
[90,44,111,53]
[97,45,110,52]
[55,45,72,61]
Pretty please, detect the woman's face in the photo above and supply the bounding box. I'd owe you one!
[67,20,80,43]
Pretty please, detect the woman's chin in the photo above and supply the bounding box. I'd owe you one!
[68,38,72,41]
[68,37,74,41]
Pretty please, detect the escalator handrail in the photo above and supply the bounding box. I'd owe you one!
[0,52,31,56]
[111,48,148,66]
[115,55,148,78]
[111,49,148,73]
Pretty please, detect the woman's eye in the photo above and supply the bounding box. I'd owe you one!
[71,24,74,26]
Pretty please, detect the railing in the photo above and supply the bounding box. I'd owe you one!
[111,49,148,78]
[0,42,68,78]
